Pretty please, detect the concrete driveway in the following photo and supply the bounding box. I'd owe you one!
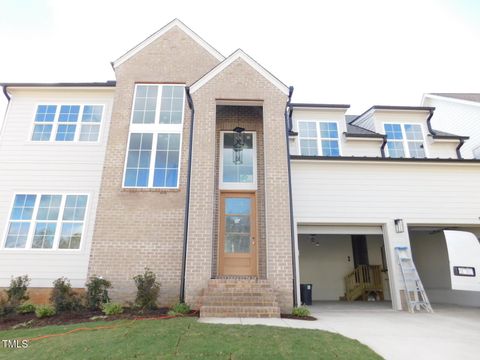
[200,302,480,360]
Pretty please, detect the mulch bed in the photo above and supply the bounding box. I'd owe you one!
[281,314,317,321]
[0,308,199,331]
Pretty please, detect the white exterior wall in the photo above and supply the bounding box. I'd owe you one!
[292,159,480,309]
[423,95,480,159]
[0,88,114,288]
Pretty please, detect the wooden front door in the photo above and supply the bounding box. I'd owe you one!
[219,192,257,276]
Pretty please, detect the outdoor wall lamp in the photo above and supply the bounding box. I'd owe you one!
[394,219,405,233]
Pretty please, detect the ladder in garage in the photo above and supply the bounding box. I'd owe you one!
[395,247,433,313]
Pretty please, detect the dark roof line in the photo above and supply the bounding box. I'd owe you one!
[349,105,435,124]
[290,155,480,163]
[1,81,116,88]
[290,103,350,109]
[344,132,385,139]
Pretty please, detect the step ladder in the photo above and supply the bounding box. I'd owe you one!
[395,247,433,313]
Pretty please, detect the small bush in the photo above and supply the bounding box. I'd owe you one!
[35,305,56,318]
[85,276,111,310]
[133,268,160,310]
[101,302,123,316]
[170,302,191,315]
[16,302,36,314]
[0,296,12,317]
[292,306,311,317]
[50,277,82,312]
[6,275,30,308]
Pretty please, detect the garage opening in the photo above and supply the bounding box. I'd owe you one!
[409,228,480,307]
[298,226,392,309]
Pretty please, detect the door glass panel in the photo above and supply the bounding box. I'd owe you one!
[224,197,252,253]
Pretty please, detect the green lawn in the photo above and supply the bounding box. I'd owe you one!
[0,317,382,359]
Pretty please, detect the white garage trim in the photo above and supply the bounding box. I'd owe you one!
[298,225,383,235]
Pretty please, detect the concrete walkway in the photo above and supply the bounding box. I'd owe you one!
[199,302,480,360]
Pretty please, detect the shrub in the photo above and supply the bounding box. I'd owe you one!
[16,302,36,314]
[0,295,11,317]
[292,306,311,317]
[101,302,123,316]
[170,302,191,315]
[6,275,30,308]
[50,277,82,312]
[35,305,56,318]
[85,276,111,310]
[133,268,160,310]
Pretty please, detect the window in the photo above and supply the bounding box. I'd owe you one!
[220,132,256,190]
[31,104,104,142]
[123,84,185,188]
[384,123,426,158]
[3,194,88,250]
[298,121,340,156]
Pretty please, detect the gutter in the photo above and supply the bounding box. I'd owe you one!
[284,86,298,307]
[180,86,195,303]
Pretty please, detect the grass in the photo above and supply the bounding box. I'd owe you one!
[0,317,382,359]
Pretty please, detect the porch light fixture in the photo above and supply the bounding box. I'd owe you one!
[232,126,245,165]
[394,219,404,233]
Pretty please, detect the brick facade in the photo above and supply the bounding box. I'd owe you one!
[87,26,220,305]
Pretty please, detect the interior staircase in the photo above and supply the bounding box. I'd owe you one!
[200,278,281,318]
[344,265,384,301]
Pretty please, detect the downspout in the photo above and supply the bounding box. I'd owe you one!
[456,138,465,159]
[180,86,195,303]
[284,86,298,307]
[380,136,387,158]
[0,86,11,140]
[426,108,436,136]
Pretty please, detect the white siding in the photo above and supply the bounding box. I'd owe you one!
[423,96,480,159]
[0,88,114,288]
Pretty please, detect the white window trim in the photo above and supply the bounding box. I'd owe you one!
[1,193,90,252]
[29,103,105,144]
[383,122,429,158]
[122,84,185,189]
[297,120,342,156]
[219,131,257,191]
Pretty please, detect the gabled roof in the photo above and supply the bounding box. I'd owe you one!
[189,49,289,96]
[429,93,480,103]
[112,19,225,68]
[344,117,385,139]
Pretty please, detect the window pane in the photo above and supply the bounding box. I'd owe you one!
[5,222,30,248]
[387,141,405,158]
[300,139,318,156]
[79,124,100,141]
[222,133,254,184]
[11,194,36,220]
[59,223,83,249]
[408,142,426,158]
[384,124,403,140]
[36,195,61,221]
[153,133,180,187]
[132,85,158,124]
[82,105,103,123]
[32,124,53,141]
[124,133,153,187]
[298,122,317,138]
[159,85,184,124]
[320,122,338,139]
[55,124,76,141]
[321,140,340,156]
[35,105,57,122]
[404,124,424,141]
[58,105,80,122]
[32,222,56,248]
[63,195,87,221]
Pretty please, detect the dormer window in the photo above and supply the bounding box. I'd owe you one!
[298,121,340,156]
[384,123,426,158]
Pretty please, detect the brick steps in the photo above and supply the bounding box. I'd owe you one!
[200,279,280,318]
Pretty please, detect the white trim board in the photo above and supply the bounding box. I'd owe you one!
[189,49,289,96]
[112,19,225,68]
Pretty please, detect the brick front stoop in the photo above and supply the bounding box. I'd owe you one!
[199,279,281,318]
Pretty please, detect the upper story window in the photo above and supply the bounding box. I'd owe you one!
[384,123,426,158]
[298,121,340,156]
[3,194,88,250]
[220,132,257,190]
[31,104,103,142]
[123,84,185,188]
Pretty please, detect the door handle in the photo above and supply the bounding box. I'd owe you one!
[252,237,256,246]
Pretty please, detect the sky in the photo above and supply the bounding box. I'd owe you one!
[0,0,479,121]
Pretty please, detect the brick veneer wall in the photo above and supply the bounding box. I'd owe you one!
[212,106,267,279]
[87,26,220,306]
[185,58,294,311]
